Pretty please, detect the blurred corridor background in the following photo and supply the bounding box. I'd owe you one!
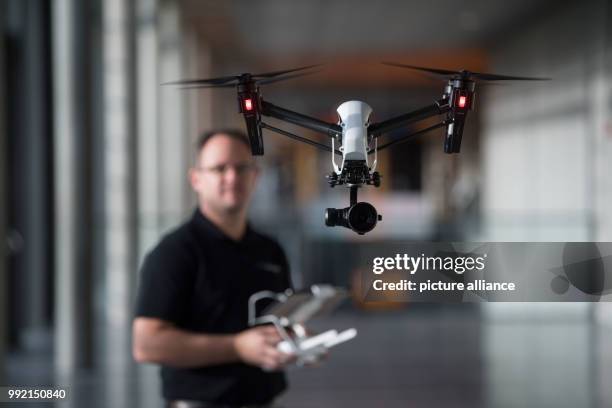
[1,0,612,406]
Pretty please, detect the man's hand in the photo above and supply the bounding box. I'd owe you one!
[233,325,294,371]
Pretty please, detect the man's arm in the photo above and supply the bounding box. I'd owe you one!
[132,317,292,370]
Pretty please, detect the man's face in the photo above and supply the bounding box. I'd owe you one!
[190,135,259,215]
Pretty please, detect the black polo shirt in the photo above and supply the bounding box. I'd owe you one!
[134,209,292,404]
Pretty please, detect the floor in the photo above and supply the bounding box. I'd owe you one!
[4,304,611,408]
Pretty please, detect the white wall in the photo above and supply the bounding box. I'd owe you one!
[479,3,611,406]
[480,2,610,242]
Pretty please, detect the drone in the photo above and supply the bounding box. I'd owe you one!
[167,63,548,235]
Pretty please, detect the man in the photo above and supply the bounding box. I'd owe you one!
[133,129,294,408]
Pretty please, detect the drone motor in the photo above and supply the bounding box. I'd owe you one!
[237,77,265,155]
[443,78,475,153]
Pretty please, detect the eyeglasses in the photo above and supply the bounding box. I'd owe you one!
[198,162,257,176]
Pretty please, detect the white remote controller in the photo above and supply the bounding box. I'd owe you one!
[277,328,357,361]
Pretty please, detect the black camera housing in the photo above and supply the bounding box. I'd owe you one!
[325,202,382,235]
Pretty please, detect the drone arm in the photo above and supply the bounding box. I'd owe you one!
[371,121,448,154]
[261,100,342,138]
[260,122,342,155]
[368,100,450,137]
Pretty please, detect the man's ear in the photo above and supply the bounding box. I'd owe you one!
[188,167,200,192]
[252,164,261,183]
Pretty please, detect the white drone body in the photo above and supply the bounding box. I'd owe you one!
[333,100,377,175]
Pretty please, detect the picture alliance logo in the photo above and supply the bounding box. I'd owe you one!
[372,253,488,275]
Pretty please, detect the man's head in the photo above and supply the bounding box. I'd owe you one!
[189,129,259,216]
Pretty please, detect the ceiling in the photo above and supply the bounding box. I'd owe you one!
[179,0,560,89]
[182,0,558,54]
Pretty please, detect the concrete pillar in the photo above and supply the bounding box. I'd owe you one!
[157,0,188,229]
[0,0,52,354]
[134,0,188,259]
[594,2,612,404]
[52,0,94,373]
[133,3,194,402]
[0,0,7,384]
[102,0,137,354]
[19,0,53,352]
[136,0,160,259]
[102,0,138,406]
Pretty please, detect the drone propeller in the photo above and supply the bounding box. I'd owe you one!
[163,64,322,88]
[252,64,321,78]
[175,70,320,90]
[257,69,322,85]
[382,62,550,81]
[177,83,237,90]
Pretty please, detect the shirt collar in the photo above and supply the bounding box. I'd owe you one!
[191,208,254,244]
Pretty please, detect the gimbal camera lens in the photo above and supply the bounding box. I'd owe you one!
[325,202,381,234]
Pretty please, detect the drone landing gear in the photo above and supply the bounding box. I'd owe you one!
[326,164,381,188]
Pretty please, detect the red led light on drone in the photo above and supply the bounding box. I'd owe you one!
[457,96,467,108]
[244,98,254,111]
